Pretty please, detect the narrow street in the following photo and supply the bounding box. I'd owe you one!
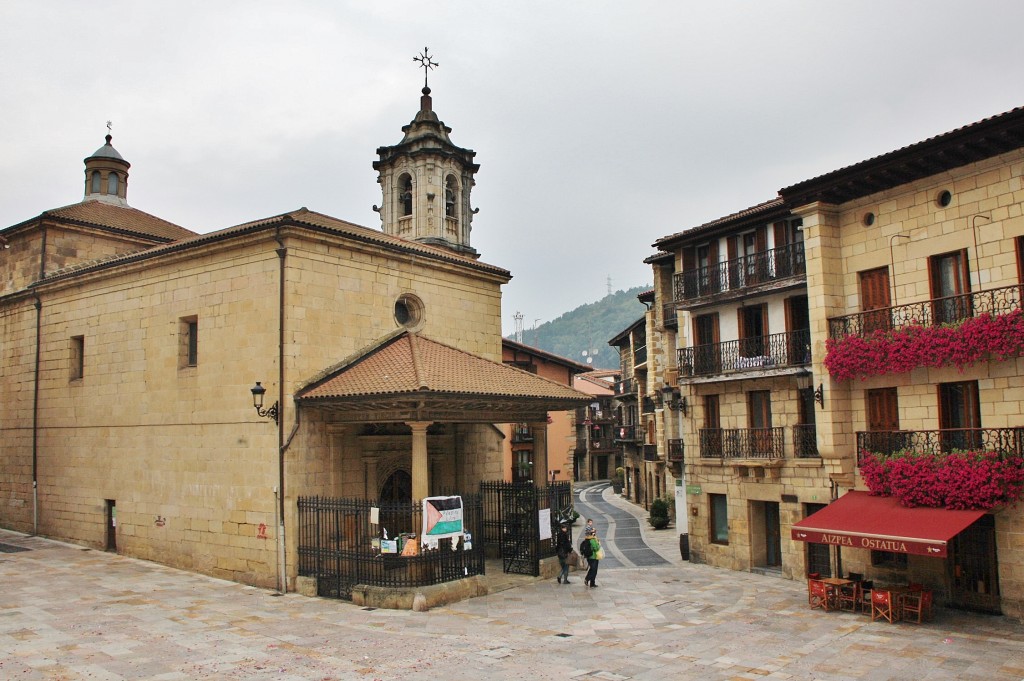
[573,481,671,568]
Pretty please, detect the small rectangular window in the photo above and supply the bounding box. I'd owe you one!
[70,335,84,380]
[871,550,907,570]
[710,493,729,545]
[180,316,198,368]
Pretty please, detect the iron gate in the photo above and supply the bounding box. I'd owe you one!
[481,481,573,575]
[297,494,484,600]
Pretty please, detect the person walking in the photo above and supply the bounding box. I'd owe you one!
[579,526,601,588]
[555,523,573,584]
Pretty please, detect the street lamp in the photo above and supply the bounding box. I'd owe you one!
[250,381,279,424]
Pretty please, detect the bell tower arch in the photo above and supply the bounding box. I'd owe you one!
[373,49,479,258]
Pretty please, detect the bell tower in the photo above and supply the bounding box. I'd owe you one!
[373,49,479,258]
[83,123,130,206]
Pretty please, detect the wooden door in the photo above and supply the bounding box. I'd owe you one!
[765,501,781,567]
[738,305,768,358]
[930,250,972,324]
[748,391,773,456]
[939,381,981,451]
[949,515,1000,613]
[693,313,720,374]
[859,267,891,332]
[786,295,811,365]
[865,388,900,454]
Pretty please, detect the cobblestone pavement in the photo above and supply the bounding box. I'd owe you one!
[2,486,1023,680]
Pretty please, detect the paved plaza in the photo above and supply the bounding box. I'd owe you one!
[2,486,1024,680]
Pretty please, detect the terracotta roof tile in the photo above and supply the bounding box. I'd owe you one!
[42,201,195,241]
[298,332,590,403]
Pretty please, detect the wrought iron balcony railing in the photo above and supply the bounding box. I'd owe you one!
[663,302,678,329]
[672,242,806,303]
[699,427,785,459]
[678,329,810,377]
[511,424,533,443]
[829,284,1024,339]
[667,439,684,462]
[577,438,618,452]
[793,424,819,458]
[643,444,660,461]
[615,424,644,442]
[642,397,656,413]
[634,344,648,366]
[615,378,634,396]
[856,428,1024,466]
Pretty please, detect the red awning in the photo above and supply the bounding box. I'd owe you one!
[791,491,985,558]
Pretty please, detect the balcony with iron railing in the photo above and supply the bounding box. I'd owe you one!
[511,424,534,443]
[667,438,684,462]
[634,344,648,367]
[615,378,635,397]
[643,444,659,462]
[699,427,785,459]
[678,329,810,378]
[614,424,644,442]
[672,242,806,304]
[856,428,1024,466]
[577,437,620,453]
[662,302,678,329]
[793,424,819,458]
[829,284,1024,339]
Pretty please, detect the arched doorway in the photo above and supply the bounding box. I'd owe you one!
[380,470,412,502]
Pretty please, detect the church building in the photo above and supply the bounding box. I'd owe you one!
[0,73,588,595]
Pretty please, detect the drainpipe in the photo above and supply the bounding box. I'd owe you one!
[32,294,42,535]
[275,231,287,594]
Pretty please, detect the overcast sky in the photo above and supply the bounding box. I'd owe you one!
[2,2,1023,333]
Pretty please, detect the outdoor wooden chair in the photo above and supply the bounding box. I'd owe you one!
[902,589,933,623]
[871,588,897,623]
[837,581,861,612]
[858,580,874,614]
[808,579,831,611]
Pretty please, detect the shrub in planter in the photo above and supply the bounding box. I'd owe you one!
[612,466,625,493]
[649,497,671,529]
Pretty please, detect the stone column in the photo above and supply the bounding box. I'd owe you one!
[531,421,548,485]
[408,421,432,500]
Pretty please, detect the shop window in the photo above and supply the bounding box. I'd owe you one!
[871,550,907,570]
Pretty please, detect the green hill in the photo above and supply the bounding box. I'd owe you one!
[510,285,651,370]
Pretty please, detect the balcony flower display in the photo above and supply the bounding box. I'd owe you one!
[825,309,1024,381]
[859,449,1024,510]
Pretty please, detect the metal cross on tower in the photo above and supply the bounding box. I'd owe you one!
[413,47,438,89]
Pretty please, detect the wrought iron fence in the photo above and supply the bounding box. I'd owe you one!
[480,481,572,576]
[672,242,806,302]
[297,494,484,600]
[678,329,811,377]
[699,427,785,459]
[856,428,1024,466]
[829,284,1024,339]
[793,424,819,458]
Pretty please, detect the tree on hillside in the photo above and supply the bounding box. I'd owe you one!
[511,285,651,369]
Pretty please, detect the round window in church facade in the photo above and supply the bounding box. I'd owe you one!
[394,293,425,331]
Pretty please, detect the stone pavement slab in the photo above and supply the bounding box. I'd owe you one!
[2,528,1024,680]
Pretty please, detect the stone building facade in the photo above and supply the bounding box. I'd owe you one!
[645,106,1024,619]
[0,86,588,592]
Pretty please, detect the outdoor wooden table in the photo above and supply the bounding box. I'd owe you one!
[820,578,852,610]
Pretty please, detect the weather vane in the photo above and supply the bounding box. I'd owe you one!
[106,120,113,135]
[413,47,438,89]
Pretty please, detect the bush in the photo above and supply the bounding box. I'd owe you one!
[649,497,671,529]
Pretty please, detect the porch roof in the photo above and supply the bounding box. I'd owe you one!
[294,331,592,422]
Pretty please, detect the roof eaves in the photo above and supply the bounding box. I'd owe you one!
[653,197,787,249]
